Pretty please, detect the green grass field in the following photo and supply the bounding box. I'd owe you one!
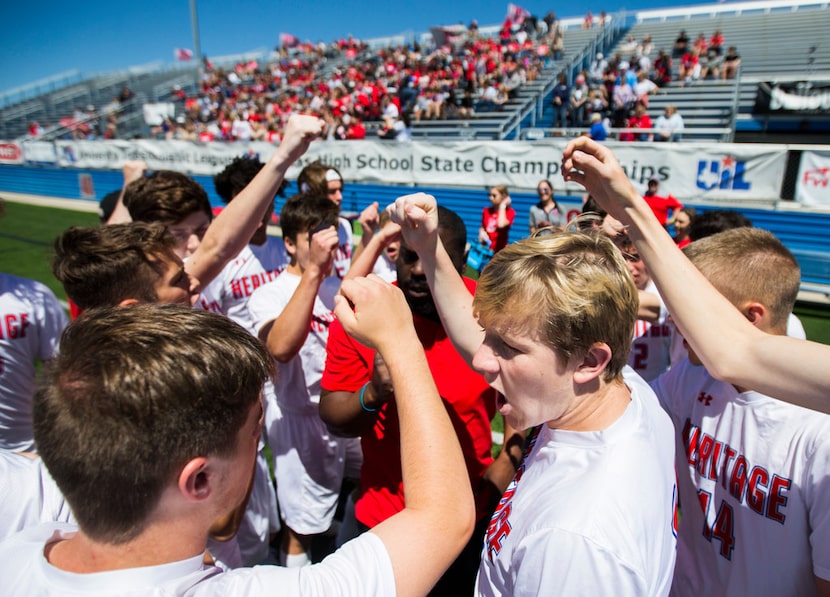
[0,201,99,299]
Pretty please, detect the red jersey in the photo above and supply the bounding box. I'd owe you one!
[321,278,496,527]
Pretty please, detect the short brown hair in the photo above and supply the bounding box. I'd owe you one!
[34,305,273,544]
[280,192,340,242]
[683,227,799,334]
[123,170,212,225]
[474,230,637,381]
[52,223,178,309]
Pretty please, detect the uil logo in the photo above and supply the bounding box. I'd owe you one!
[696,156,751,191]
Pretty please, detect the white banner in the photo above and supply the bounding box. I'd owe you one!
[21,141,58,165]
[796,151,830,206]
[41,138,788,201]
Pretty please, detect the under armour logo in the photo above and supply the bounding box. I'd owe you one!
[697,391,713,406]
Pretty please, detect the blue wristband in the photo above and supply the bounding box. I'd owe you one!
[359,382,378,413]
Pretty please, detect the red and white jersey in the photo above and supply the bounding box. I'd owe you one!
[651,359,830,596]
[0,274,67,451]
[248,272,340,415]
[629,281,671,381]
[198,237,289,335]
[478,368,677,596]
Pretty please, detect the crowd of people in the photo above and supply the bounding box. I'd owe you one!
[2,75,828,597]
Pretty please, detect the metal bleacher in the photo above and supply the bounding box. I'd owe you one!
[622,1,830,141]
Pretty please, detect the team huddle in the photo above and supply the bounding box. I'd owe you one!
[0,115,828,596]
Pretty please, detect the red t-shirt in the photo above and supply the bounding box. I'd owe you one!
[643,193,682,225]
[482,206,516,252]
[321,278,496,527]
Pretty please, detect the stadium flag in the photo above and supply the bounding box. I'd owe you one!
[506,3,531,24]
[280,33,300,48]
[174,48,194,61]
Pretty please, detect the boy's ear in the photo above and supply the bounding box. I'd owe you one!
[741,301,768,329]
[178,457,212,502]
[573,343,612,385]
[283,235,297,257]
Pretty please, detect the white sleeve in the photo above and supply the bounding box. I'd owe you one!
[512,529,647,596]
[247,281,292,337]
[35,284,68,361]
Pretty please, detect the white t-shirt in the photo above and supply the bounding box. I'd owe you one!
[477,368,677,596]
[0,274,68,451]
[0,451,73,540]
[371,252,397,283]
[651,359,830,596]
[629,281,672,382]
[248,272,340,415]
[198,238,289,336]
[334,217,353,279]
[0,523,395,596]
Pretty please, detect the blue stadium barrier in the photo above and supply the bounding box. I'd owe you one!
[1,164,829,292]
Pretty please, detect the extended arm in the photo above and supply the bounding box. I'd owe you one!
[187,115,323,291]
[496,198,513,228]
[562,137,830,414]
[105,160,146,225]
[335,276,474,597]
[344,219,401,281]
[388,194,484,365]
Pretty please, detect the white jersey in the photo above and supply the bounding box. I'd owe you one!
[371,251,397,283]
[629,280,671,381]
[650,359,830,596]
[334,217,353,279]
[198,238,289,336]
[0,522,394,596]
[477,368,677,597]
[0,274,68,451]
[0,451,73,540]
[248,272,340,414]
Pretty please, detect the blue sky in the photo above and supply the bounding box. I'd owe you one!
[2,0,701,94]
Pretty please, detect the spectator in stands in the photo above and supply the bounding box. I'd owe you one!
[721,46,741,79]
[709,29,724,56]
[699,48,723,80]
[27,121,43,137]
[620,102,653,142]
[570,74,589,126]
[479,185,515,253]
[590,53,608,86]
[552,73,570,128]
[634,71,658,107]
[673,30,690,59]
[640,34,654,57]
[582,10,593,29]
[588,87,609,121]
[612,76,636,127]
[672,206,696,249]
[693,33,708,55]
[588,112,608,141]
[679,49,702,85]
[654,105,684,142]
[643,178,683,227]
[652,49,673,87]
